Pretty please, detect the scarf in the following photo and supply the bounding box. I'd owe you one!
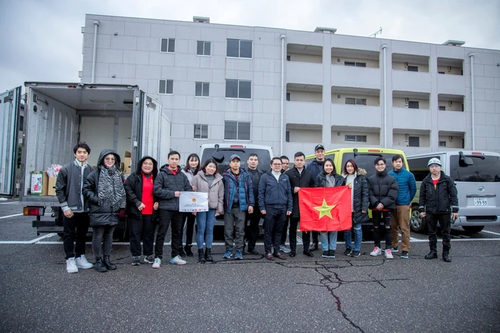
[98,165,126,208]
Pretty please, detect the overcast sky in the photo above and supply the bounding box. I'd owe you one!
[1,0,499,92]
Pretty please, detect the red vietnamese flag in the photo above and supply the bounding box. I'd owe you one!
[298,186,352,232]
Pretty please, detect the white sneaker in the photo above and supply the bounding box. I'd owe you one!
[280,245,291,254]
[75,255,93,269]
[66,257,78,273]
[152,258,161,269]
[385,249,394,259]
[370,247,382,257]
[170,255,187,265]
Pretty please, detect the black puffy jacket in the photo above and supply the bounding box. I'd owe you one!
[154,164,192,211]
[366,170,398,210]
[343,169,370,224]
[315,172,346,188]
[419,171,459,214]
[124,156,159,219]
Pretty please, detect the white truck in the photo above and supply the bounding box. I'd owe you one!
[0,82,170,237]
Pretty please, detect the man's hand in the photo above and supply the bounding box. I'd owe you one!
[248,206,254,214]
[421,212,426,218]
[260,210,266,215]
[174,191,181,197]
[138,203,146,211]
[294,187,300,193]
[153,202,159,210]
[451,213,459,221]
[286,211,291,216]
[63,209,74,218]
[376,203,384,210]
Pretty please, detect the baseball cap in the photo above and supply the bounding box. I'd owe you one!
[230,154,241,161]
[315,144,325,151]
[427,157,442,167]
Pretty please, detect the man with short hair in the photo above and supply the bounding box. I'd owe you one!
[153,151,192,267]
[222,154,255,260]
[259,157,293,260]
[245,153,263,255]
[280,156,290,171]
[419,158,458,262]
[305,144,326,251]
[285,152,315,257]
[388,154,416,259]
[56,142,94,273]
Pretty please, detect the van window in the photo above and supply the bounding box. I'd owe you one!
[341,153,406,178]
[407,157,433,181]
[450,155,500,182]
[200,148,271,174]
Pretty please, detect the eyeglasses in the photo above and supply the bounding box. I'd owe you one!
[272,163,282,166]
[376,163,385,166]
[105,157,115,161]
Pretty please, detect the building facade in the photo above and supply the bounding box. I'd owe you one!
[80,14,500,159]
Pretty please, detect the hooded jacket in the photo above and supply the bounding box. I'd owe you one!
[153,163,192,211]
[258,169,293,211]
[366,170,398,210]
[342,168,370,224]
[191,170,224,214]
[285,167,314,218]
[83,149,125,226]
[124,156,159,219]
[419,171,459,214]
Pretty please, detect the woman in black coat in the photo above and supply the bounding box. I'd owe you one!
[83,149,126,272]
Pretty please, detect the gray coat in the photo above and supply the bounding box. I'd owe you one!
[191,171,224,215]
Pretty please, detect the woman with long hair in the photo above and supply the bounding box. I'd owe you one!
[180,153,201,256]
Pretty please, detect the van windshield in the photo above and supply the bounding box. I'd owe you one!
[341,153,406,178]
[450,155,500,182]
[201,148,271,174]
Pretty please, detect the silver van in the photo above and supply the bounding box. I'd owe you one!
[407,151,500,233]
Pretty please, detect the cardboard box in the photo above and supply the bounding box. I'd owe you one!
[47,177,57,196]
[123,157,131,174]
[124,151,131,158]
[31,171,48,196]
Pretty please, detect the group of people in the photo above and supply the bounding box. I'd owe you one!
[57,143,459,274]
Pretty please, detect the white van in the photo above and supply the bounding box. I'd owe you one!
[407,150,500,233]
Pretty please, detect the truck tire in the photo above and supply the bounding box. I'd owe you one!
[410,206,426,233]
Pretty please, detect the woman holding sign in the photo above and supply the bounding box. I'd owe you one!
[191,159,224,263]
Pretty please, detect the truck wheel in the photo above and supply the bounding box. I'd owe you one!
[410,207,426,233]
[462,226,484,234]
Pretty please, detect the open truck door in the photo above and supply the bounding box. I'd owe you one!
[0,87,21,196]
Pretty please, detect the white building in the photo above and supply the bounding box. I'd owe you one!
[80,14,500,159]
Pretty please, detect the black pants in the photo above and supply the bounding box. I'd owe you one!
[180,213,196,245]
[281,216,290,245]
[372,210,393,249]
[288,217,304,253]
[312,231,319,244]
[92,225,116,259]
[155,210,183,259]
[63,213,90,259]
[246,210,262,251]
[128,215,155,257]
[263,206,286,254]
[427,213,451,252]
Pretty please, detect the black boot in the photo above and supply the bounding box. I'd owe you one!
[94,257,107,273]
[443,246,452,262]
[185,245,193,257]
[198,249,206,263]
[205,248,213,262]
[103,255,117,270]
[425,250,438,259]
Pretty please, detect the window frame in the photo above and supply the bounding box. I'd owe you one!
[408,101,420,109]
[196,41,211,56]
[345,97,367,105]
[344,61,366,67]
[225,79,252,99]
[408,136,420,147]
[194,124,209,139]
[226,38,253,59]
[158,79,174,95]
[224,120,251,141]
[160,38,175,53]
[407,65,419,72]
[345,134,367,142]
[195,82,210,97]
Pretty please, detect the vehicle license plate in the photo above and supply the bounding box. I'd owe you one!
[473,198,488,206]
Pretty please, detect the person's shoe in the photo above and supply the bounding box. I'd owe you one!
[309,242,318,251]
[425,251,438,259]
[384,249,394,259]
[344,248,352,256]
[265,253,274,260]
[328,250,336,259]
[322,251,329,258]
[178,246,186,257]
[392,247,398,253]
[184,245,193,257]
[280,244,291,254]
[152,258,161,269]
[370,247,382,256]
[248,248,259,255]
[273,252,286,260]
[144,255,155,264]
[170,255,187,265]
[131,256,141,266]
[401,251,409,259]
[198,249,205,263]
[350,251,361,258]
[66,257,78,273]
[205,248,213,262]
[94,257,107,273]
[223,249,233,259]
[75,255,93,269]
[235,250,243,260]
[303,251,314,257]
[443,253,452,262]
[103,256,117,270]
[289,251,296,257]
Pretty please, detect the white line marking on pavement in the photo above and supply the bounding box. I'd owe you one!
[0,213,23,219]
[0,233,58,244]
[481,230,500,236]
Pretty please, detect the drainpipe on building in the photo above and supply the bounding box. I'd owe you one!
[280,34,286,155]
[381,43,388,148]
[469,52,475,150]
[91,20,100,83]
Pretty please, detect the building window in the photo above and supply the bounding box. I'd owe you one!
[439,106,446,111]
[286,93,290,101]
[438,71,445,74]
[345,97,367,105]
[408,65,419,72]
[345,134,367,142]
[439,141,447,147]
[197,41,211,56]
[159,80,173,94]
[286,55,291,61]
[345,61,366,67]
[286,131,290,142]
[227,39,252,58]
[195,82,210,97]
[194,124,208,139]
[160,38,175,53]
[225,79,251,99]
[408,136,420,147]
[224,121,250,140]
[408,101,419,109]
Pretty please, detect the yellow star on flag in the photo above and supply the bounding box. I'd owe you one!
[314,199,336,219]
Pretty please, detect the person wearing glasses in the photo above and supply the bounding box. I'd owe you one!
[259,157,293,260]
[83,150,126,272]
[366,157,398,259]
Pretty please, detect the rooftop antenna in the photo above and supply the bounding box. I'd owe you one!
[369,27,382,38]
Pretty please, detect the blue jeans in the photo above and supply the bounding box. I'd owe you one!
[320,231,338,251]
[344,223,362,251]
[196,209,216,249]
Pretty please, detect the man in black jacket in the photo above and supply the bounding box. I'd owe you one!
[56,143,94,273]
[306,144,326,251]
[285,152,315,257]
[245,153,263,255]
[419,158,459,262]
